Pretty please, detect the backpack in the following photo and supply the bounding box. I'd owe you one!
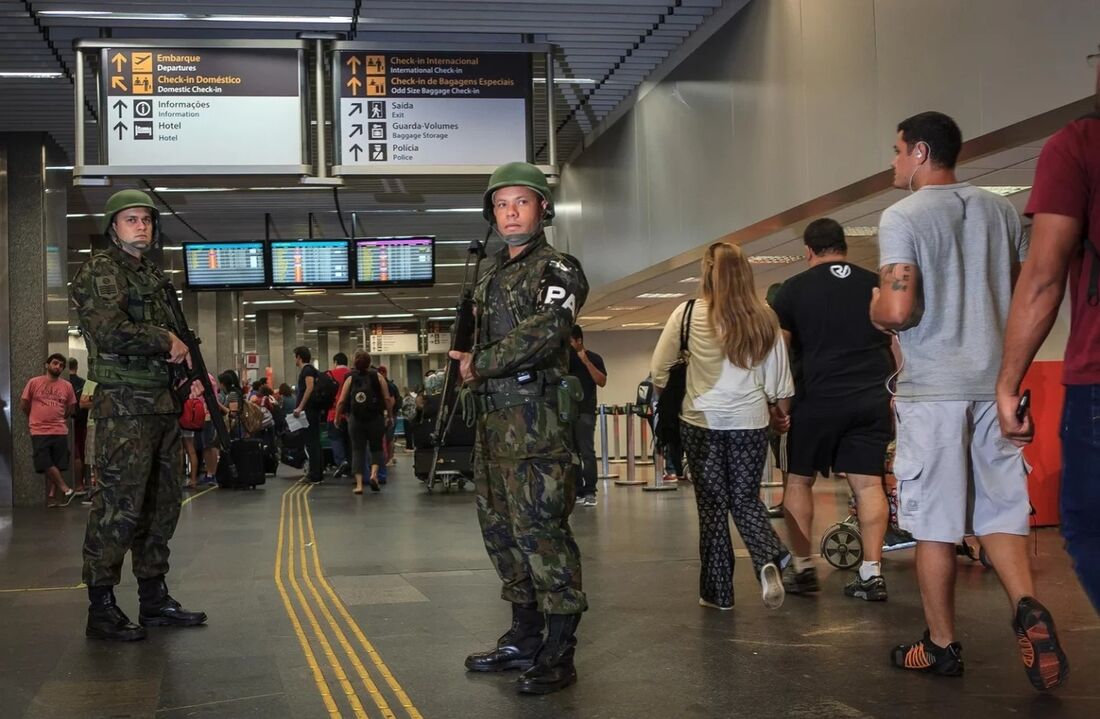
[308,370,339,411]
[401,394,417,421]
[239,400,265,435]
[179,397,206,431]
[349,370,384,420]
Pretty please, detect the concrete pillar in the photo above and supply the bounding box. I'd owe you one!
[317,329,330,369]
[282,311,302,382]
[255,310,271,378]
[0,133,68,508]
[339,328,355,357]
[215,291,240,376]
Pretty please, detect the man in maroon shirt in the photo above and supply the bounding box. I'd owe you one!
[997,45,1100,615]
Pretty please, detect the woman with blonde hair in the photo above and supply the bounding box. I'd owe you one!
[651,242,795,610]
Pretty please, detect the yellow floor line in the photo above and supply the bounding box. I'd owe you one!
[285,485,369,718]
[0,582,86,594]
[303,485,425,719]
[275,485,342,718]
[1,484,217,595]
[181,484,218,506]
[294,488,397,719]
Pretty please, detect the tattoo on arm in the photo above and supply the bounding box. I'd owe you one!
[880,263,914,292]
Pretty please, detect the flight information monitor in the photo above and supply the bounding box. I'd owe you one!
[355,236,435,287]
[183,241,268,290]
[268,239,351,287]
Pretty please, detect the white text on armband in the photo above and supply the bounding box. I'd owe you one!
[543,285,577,317]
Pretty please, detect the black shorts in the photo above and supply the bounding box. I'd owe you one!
[787,399,892,478]
[32,435,70,473]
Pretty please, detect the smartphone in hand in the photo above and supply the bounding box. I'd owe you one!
[1015,389,1031,423]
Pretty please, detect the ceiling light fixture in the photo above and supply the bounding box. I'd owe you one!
[607,306,641,311]
[533,78,596,85]
[0,71,65,79]
[637,292,685,299]
[377,313,414,318]
[747,255,803,265]
[339,314,374,319]
[842,226,878,237]
[979,186,1031,197]
[246,300,296,305]
[679,277,700,283]
[341,291,380,296]
[622,322,660,328]
[292,289,327,296]
[579,316,611,321]
[38,10,353,24]
[428,316,455,321]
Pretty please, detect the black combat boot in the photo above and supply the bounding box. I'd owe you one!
[86,585,146,642]
[516,613,580,695]
[137,575,208,627]
[465,602,545,672]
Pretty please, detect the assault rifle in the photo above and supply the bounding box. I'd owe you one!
[161,279,236,482]
[429,233,487,486]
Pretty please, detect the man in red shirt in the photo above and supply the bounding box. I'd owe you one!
[21,354,78,507]
[998,45,1100,615]
[328,353,352,477]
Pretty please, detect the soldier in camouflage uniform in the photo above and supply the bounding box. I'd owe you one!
[71,190,206,642]
[449,162,589,695]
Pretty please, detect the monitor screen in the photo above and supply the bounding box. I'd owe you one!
[355,236,435,286]
[183,241,268,290]
[269,239,352,287]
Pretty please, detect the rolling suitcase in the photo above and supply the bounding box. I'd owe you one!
[217,437,267,489]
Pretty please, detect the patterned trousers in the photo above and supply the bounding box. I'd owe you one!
[681,423,788,608]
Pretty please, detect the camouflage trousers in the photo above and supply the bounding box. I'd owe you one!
[473,400,587,615]
[82,414,183,587]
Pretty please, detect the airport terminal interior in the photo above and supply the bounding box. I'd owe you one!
[1,1,1099,717]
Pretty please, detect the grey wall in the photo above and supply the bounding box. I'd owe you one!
[557,0,1100,289]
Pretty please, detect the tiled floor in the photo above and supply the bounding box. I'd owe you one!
[0,457,1096,718]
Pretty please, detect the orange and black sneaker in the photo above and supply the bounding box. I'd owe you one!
[1014,596,1068,691]
[891,630,963,676]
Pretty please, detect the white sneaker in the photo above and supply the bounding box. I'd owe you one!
[583,496,598,507]
[760,562,785,609]
[575,495,585,504]
[699,598,733,611]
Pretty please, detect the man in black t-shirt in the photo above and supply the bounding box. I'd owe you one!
[66,357,90,495]
[292,346,324,483]
[568,326,607,506]
[772,218,894,602]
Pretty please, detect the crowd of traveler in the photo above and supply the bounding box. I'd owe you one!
[647,105,1098,692]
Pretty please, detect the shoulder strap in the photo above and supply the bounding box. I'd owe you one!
[679,299,696,353]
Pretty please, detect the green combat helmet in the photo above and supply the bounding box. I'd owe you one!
[101,189,160,236]
[482,162,554,223]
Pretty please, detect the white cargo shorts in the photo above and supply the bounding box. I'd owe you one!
[893,400,1030,543]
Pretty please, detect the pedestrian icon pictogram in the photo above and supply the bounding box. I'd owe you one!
[132,74,153,94]
[366,55,385,75]
[368,101,385,119]
[134,121,154,140]
[131,52,152,73]
[369,143,387,162]
[368,122,387,141]
[367,77,386,96]
[134,100,153,119]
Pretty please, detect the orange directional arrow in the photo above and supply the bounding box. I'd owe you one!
[346,55,361,74]
[346,76,362,96]
[111,76,127,92]
[112,52,127,72]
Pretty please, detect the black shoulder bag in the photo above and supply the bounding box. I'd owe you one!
[655,299,696,446]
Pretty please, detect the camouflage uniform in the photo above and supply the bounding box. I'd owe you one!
[471,231,589,615]
[71,243,182,588]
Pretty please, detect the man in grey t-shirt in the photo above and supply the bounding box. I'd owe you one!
[871,111,1067,691]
